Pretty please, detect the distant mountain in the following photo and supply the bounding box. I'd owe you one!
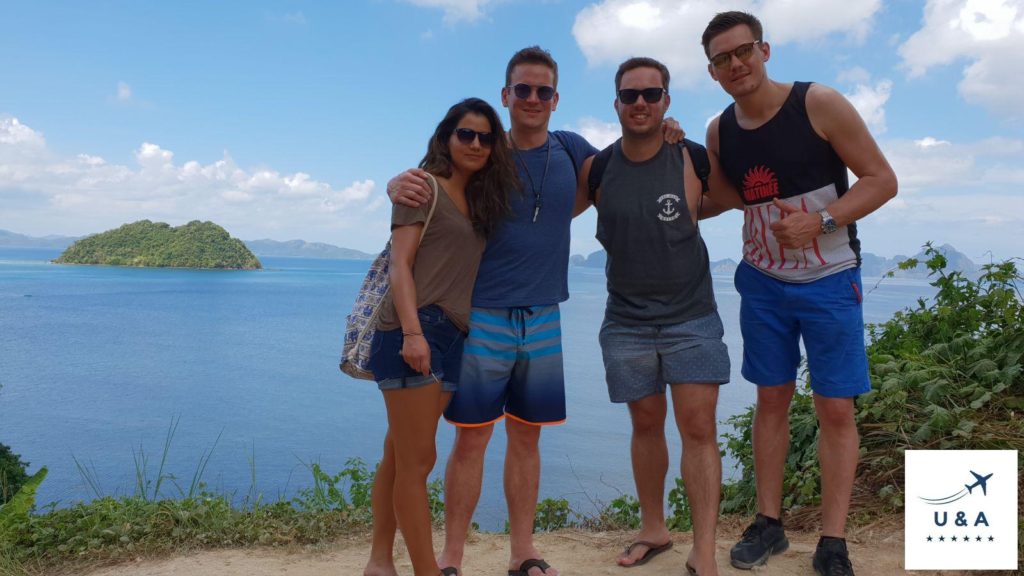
[56,220,261,270]
[0,229,80,249]
[244,239,375,260]
[571,245,977,279]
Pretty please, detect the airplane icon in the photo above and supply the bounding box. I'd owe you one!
[965,471,993,495]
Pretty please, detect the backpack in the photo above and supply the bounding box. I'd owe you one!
[587,138,711,224]
[339,174,440,380]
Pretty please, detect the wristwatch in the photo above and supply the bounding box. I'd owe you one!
[818,209,838,235]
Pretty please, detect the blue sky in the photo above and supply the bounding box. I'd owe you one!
[2,0,1022,261]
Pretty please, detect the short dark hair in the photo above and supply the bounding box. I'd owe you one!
[614,57,670,92]
[701,11,764,57]
[419,98,516,238]
[505,46,558,88]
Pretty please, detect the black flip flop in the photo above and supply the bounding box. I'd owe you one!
[440,568,459,576]
[685,562,698,575]
[622,540,674,567]
[508,558,551,575]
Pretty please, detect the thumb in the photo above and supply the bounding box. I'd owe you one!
[772,198,799,214]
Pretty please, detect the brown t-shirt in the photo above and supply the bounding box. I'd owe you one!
[376,181,485,333]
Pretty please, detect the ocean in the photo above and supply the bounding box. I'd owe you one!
[0,247,935,529]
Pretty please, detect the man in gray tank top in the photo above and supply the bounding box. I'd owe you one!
[577,57,731,576]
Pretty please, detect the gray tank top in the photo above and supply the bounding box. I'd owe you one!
[595,140,716,326]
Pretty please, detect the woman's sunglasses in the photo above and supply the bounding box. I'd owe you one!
[617,87,666,105]
[454,128,495,148]
[508,83,556,102]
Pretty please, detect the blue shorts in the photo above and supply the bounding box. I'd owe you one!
[368,305,464,392]
[600,311,730,404]
[734,262,870,398]
[443,305,566,427]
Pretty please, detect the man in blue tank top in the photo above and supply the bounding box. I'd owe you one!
[701,11,898,576]
[382,47,682,576]
[576,57,731,576]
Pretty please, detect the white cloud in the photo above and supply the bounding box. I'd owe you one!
[881,135,1024,191]
[844,79,892,134]
[0,117,379,243]
[574,117,621,149]
[572,0,883,88]
[283,11,307,25]
[404,0,492,24]
[899,0,1024,119]
[117,81,133,102]
[837,66,871,85]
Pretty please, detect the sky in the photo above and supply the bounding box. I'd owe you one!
[1,0,1022,262]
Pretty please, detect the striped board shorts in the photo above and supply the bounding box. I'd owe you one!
[443,304,566,427]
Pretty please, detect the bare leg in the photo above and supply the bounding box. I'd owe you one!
[365,432,399,576]
[671,383,722,576]
[383,383,451,576]
[618,393,671,567]
[753,383,795,519]
[814,395,858,538]
[505,418,557,576]
[437,424,494,572]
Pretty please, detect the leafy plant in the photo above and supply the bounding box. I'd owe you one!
[0,444,30,506]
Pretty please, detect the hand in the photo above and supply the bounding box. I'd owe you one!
[387,169,433,208]
[401,334,432,376]
[769,198,822,249]
[662,117,685,144]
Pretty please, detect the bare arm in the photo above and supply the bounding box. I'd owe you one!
[389,223,431,376]
[386,168,434,208]
[770,84,898,248]
[704,116,744,215]
[574,155,596,217]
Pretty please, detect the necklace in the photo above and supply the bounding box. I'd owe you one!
[510,133,551,223]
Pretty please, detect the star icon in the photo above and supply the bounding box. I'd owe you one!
[939,536,945,542]
[927,536,933,542]
[951,536,958,542]
[989,536,995,542]
[963,535,969,543]
[976,536,982,542]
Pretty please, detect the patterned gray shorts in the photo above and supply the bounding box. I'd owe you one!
[599,310,730,403]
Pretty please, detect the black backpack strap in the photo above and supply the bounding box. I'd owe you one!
[679,138,710,223]
[550,131,579,181]
[587,144,615,203]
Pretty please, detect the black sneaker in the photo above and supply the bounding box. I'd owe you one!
[813,537,855,576]
[729,513,790,569]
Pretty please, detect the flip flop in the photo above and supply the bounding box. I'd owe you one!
[621,540,674,567]
[440,568,459,576]
[508,558,551,575]
[685,562,698,575]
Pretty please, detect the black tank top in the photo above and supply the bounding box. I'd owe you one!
[595,141,716,325]
[719,81,860,282]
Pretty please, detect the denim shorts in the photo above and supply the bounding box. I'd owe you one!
[368,305,464,392]
[734,261,870,398]
[599,310,730,403]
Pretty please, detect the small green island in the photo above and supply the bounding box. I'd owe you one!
[54,220,262,270]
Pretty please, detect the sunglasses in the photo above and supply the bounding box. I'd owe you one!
[709,41,761,70]
[508,83,556,102]
[454,128,495,148]
[617,87,666,105]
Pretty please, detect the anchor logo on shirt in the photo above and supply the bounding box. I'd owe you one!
[658,193,682,222]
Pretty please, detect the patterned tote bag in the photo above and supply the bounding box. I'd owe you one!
[339,174,440,380]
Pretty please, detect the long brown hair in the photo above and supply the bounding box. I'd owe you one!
[419,98,517,238]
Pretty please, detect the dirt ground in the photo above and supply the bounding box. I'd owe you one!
[69,517,998,576]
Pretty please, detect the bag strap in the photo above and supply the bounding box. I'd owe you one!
[680,139,711,225]
[550,131,580,181]
[418,174,441,244]
[587,143,615,203]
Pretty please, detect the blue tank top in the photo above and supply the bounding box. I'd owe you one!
[718,81,860,283]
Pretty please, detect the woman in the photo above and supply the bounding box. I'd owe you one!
[364,98,517,576]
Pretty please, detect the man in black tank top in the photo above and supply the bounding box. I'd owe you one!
[578,57,732,576]
[701,11,898,576]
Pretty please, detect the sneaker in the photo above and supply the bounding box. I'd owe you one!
[813,538,855,576]
[729,513,790,569]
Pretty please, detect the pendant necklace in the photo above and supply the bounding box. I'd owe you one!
[510,133,551,223]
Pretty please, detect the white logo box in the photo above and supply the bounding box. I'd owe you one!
[905,450,1018,570]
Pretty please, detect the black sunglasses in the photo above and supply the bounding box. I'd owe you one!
[508,83,556,102]
[454,128,495,148]
[617,87,666,105]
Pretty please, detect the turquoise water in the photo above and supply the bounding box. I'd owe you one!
[0,247,934,529]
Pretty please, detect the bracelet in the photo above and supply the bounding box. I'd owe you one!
[402,331,423,337]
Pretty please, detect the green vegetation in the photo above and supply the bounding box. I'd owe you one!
[720,244,1023,556]
[0,445,30,506]
[54,220,261,269]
